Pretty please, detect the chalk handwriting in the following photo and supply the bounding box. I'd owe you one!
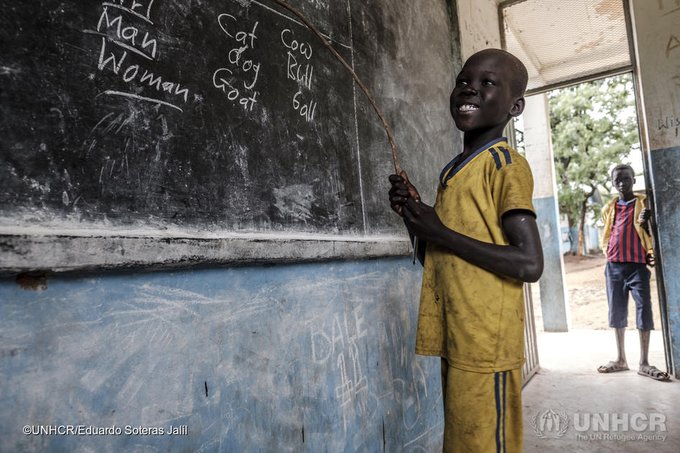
[96,7,158,59]
[310,307,369,432]
[336,341,368,432]
[214,14,261,111]
[292,90,317,122]
[657,0,680,19]
[283,29,313,90]
[219,13,259,48]
[88,2,189,111]
[102,0,155,23]
[286,55,313,90]
[281,28,313,59]
[666,34,680,58]
[657,115,680,130]
[310,307,367,363]
[280,28,317,122]
[103,90,183,112]
[657,114,680,137]
[382,319,429,430]
[228,45,261,90]
[212,68,258,111]
[97,38,189,104]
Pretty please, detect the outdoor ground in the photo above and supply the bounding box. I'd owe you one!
[524,255,675,452]
[532,253,662,331]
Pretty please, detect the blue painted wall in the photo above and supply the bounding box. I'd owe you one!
[0,258,443,452]
[560,226,599,255]
[534,196,569,332]
[649,146,680,377]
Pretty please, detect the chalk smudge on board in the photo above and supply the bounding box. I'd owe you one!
[273,184,315,222]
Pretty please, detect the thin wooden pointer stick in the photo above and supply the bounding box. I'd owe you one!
[267,0,403,175]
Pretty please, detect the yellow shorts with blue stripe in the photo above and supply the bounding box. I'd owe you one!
[441,360,522,453]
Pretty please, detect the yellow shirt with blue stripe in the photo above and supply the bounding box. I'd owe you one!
[415,138,535,372]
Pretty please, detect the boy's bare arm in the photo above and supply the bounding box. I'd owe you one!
[638,207,655,266]
[401,198,544,282]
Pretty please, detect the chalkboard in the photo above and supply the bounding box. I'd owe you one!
[0,0,460,271]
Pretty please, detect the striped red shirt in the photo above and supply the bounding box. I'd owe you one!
[606,199,646,263]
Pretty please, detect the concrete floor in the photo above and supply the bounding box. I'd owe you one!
[523,329,680,452]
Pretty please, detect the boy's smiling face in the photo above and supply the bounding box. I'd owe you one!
[450,51,524,133]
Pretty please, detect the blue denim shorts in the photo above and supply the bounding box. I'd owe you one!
[605,262,653,330]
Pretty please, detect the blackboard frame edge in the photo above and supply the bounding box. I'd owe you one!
[0,234,412,276]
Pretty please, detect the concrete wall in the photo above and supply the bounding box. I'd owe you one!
[456,0,501,59]
[523,95,570,332]
[0,258,443,452]
[630,0,680,376]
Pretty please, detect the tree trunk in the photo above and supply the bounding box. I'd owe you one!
[578,186,597,256]
[566,216,577,255]
[578,196,588,256]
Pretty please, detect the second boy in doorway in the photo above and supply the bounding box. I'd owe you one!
[597,164,669,381]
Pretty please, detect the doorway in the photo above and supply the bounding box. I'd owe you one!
[500,0,672,376]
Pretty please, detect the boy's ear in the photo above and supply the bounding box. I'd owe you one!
[510,97,525,117]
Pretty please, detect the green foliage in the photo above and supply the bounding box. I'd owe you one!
[549,75,640,229]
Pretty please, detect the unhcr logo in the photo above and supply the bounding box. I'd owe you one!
[531,409,667,441]
[531,409,570,439]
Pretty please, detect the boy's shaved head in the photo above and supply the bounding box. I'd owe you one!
[611,163,634,178]
[466,49,528,98]
[451,48,528,136]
